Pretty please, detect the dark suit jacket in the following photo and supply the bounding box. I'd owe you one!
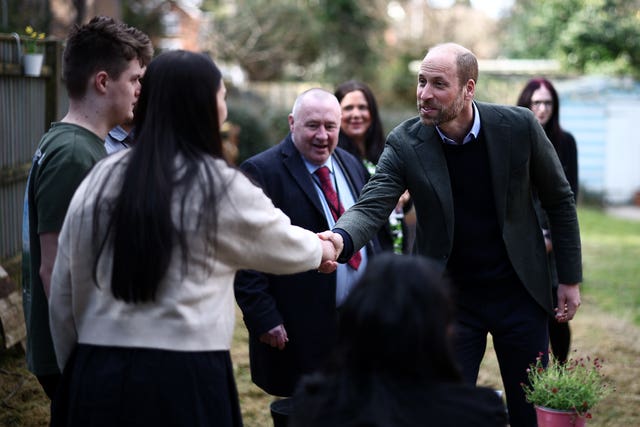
[234,134,383,396]
[336,102,582,314]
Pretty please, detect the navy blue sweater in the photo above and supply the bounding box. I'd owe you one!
[442,132,516,284]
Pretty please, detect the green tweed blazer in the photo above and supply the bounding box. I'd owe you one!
[335,102,582,314]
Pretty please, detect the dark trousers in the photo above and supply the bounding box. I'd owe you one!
[36,373,61,400]
[549,317,571,362]
[549,285,572,363]
[451,275,548,427]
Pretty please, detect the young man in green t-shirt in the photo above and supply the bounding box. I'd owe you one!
[22,16,153,399]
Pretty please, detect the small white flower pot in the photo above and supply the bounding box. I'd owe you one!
[23,53,44,77]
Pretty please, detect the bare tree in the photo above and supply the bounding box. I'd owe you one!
[210,1,322,80]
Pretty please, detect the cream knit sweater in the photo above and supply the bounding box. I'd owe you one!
[49,150,322,370]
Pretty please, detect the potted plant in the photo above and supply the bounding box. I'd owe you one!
[22,25,46,76]
[522,352,613,426]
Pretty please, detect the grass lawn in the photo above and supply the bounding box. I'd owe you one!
[231,206,640,426]
[578,206,640,325]
[2,205,639,426]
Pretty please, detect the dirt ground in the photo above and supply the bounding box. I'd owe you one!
[477,293,640,427]
[1,294,639,426]
[230,296,640,427]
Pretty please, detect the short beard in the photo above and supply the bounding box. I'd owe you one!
[417,91,466,126]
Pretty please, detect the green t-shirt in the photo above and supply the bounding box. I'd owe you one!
[22,122,106,375]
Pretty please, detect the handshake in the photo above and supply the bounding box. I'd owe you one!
[316,231,344,273]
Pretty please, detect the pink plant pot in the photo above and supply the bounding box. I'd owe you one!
[535,406,587,427]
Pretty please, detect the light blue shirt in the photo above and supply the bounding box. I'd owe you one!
[303,155,367,306]
[436,102,482,145]
[104,125,133,154]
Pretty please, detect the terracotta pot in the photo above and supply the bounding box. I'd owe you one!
[535,406,587,427]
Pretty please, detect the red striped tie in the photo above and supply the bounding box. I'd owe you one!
[315,166,361,270]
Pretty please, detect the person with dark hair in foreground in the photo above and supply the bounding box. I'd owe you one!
[48,51,338,427]
[290,253,508,427]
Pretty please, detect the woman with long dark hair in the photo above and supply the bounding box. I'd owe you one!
[334,80,386,166]
[517,78,578,199]
[290,254,508,427]
[517,77,578,363]
[49,50,337,427]
[335,81,414,254]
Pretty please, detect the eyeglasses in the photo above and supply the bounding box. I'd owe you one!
[531,100,553,109]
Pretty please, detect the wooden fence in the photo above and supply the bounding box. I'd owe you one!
[0,36,321,264]
[0,34,64,262]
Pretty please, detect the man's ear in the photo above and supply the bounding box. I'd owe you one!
[288,114,295,132]
[94,71,109,94]
[464,79,475,100]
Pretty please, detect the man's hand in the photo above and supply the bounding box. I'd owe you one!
[555,283,581,322]
[318,230,343,257]
[316,231,343,273]
[395,190,411,212]
[259,324,288,350]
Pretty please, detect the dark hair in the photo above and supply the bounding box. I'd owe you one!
[290,255,462,426]
[93,50,225,303]
[332,253,461,382]
[516,78,563,150]
[334,80,386,164]
[63,16,153,99]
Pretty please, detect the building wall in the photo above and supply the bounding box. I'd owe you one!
[158,2,202,52]
[559,78,640,204]
[604,100,640,203]
[561,100,607,196]
[49,0,122,38]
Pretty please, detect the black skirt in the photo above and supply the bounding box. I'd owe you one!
[51,344,243,427]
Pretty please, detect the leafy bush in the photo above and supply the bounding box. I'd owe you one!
[226,89,290,165]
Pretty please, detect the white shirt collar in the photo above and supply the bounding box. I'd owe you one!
[303,155,335,175]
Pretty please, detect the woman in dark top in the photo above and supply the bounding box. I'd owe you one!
[335,81,413,253]
[334,80,386,167]
[517,78,578,196]
[517,77,579,363]
[290,254,508,427]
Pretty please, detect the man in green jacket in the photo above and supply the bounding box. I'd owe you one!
[328,43,582,427]
[22,16,152,400]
